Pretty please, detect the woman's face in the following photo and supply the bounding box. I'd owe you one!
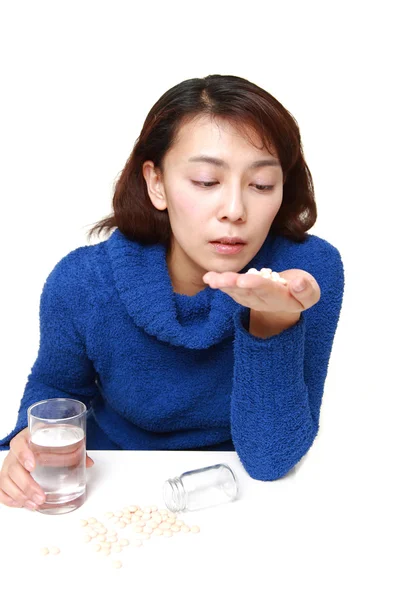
[142,115,284,295]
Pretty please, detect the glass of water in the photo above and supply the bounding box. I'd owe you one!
[27,398,87,515]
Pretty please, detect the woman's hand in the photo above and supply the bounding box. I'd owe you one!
[0,427,94,510]
[203,268,321,314]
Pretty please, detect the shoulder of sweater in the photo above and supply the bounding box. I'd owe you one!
[43,239,111,302]
[275,232,343,267]
[273,232,344,292]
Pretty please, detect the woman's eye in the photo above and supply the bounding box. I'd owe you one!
[253,184,275,191]
[192,181,274,192]
[192,181,218,187]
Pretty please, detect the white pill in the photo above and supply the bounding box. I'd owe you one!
[154,528,163,536]
[97,535,106,543]
[163,530,173,538]
[111,516,119,524]
[134,525,144,533]
[148,521,159,530]
[80,519,88,527]
[175,520,183,526]
[93,544,101,552]
[88,531,97,539]
[151,505,158,512]
[105,512,114,519]
[101,542,111,549]
[159,522,171,530]
[136,532,151,540]
[112,560,122,569]
[117,521,126,529]
[143,525,153,534]
[128,505,138,513]
[260,268,272,275]
[49,546,60,555]
[131,514,140,523]
[40,547,49,556]
[123,507,131,514]
[270,271,280,280]
[100,548,110,556]
[135,510,144,517]
[171,525,181,533]
[115,511,123,517]
[181,525,190,533]
[83,535,91,543]
[132,539,143,547]
[122,516,131,524]
[143,506,152,514]
[119,539,129,547]
[142,513,151,521]
[112,545,122,553]
[247,268,259,274]
[167,517,176,524]
[87,517,97,524]
[191,526,200,533]
[159,509,168,515]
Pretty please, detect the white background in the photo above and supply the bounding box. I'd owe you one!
[0,0,398,593]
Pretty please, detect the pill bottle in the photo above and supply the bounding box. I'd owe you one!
[163,463,239,512]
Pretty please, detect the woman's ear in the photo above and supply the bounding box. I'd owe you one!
[142,161,167,211]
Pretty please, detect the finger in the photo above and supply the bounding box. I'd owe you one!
[6,462,45,507]
[203,272,239,288]
[0,488,21,508]
[86,454,94,468]
[10,429,35,472]
[1,470,30,507]
[33,441,83,468]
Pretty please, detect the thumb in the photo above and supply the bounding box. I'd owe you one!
[290,277,308,294]
[86,453,94,468]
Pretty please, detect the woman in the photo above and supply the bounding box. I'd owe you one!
[0,74,344,511]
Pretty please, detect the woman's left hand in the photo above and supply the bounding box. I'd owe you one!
[203,268,321,314]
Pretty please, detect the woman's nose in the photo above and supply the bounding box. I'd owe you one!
[217,190,246,222]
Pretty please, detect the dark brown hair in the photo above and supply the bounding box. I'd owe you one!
[86,74,316,246]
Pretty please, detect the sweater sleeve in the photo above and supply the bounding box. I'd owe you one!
[0,255,100,451]
[230,243,345,480]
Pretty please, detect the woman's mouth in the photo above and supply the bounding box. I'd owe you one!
[209,238,246,255]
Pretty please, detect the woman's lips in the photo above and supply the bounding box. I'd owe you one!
[209,242,246,255]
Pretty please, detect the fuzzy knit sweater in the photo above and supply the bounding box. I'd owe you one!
[0,228,344,480]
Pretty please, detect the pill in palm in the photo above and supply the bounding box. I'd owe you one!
[112,560,122,569]
[40,547,49,556]
[247,267,287,285]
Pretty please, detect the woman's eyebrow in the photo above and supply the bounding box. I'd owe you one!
[187,155,281,169]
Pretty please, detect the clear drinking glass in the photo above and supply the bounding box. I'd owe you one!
[28,398,87,515]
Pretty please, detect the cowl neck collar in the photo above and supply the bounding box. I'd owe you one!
[106,228,276,349]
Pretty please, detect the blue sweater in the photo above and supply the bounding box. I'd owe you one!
[0,228,344,480]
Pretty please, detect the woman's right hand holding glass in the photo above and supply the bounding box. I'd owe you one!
[0,427,46,510]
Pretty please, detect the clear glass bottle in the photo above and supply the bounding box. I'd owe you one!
[163,463,239,512]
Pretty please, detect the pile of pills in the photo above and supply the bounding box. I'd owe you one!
[39,503,200,569]
[246,267,288,285]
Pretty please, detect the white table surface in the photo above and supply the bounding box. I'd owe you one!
[0,450,397,599]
